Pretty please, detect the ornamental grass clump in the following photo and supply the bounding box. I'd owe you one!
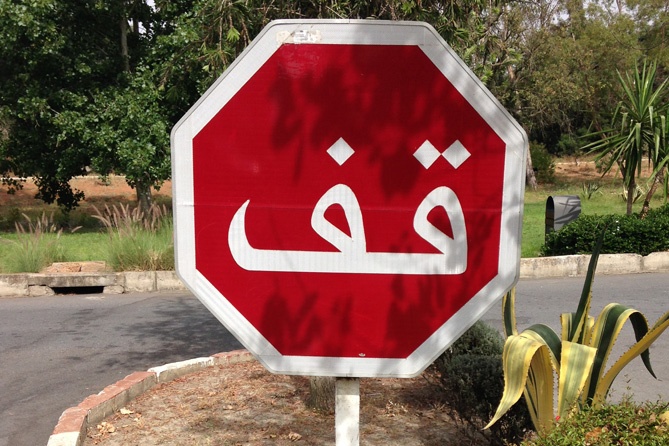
[486,230,669,435]
[93,203,173,271]
[0,212,76,273]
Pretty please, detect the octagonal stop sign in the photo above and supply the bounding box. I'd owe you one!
[171,20,527,378]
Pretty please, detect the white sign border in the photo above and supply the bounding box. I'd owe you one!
[171,20,527,378]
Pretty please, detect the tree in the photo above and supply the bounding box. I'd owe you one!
[55,69,171,213]
[0,0,124,209]
[0,0,163,209]
[583,61,669,216]
[510,0,643,155]
[2,0,527,209]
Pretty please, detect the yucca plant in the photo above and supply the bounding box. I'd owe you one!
[486,231,669,434]
[583,61,669,216]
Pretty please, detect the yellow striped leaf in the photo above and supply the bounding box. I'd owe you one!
[558,341,596,419]
[486,334,553,432]
[584,303,650,403]
[594,310,669,405]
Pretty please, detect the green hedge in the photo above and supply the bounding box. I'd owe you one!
[542,204,669,256]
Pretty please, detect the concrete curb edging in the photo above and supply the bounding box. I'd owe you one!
[3,252,669,298]
[519,251,669,278]
[46,350,254,446]
[0,270,187,297]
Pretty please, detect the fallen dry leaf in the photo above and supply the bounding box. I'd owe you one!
[288,432,302,441]
[96,422,115,434]
[659,411,669,425]
[119,408,134,415]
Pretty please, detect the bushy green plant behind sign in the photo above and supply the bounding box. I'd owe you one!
[542,204,669,256]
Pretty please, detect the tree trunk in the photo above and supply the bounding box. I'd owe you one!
[136,180,153,216]
[526,147,538,190]
[626,179,635,216]
[640,168,665,219]
[120,11,130,72]
[307,376,335,412]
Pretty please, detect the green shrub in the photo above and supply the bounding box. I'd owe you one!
[542,204,669,256]
[530,142,555,184]
[0,207,21,231]
[432,321,532,446]
[94,204,174,271]
[521,400,669,446]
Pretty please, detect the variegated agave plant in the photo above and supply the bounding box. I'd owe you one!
[486,233,669,434]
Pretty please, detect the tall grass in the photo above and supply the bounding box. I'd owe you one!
[93,204,174,271]
[0,212,76,273]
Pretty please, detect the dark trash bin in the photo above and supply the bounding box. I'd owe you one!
[545,195,581,235]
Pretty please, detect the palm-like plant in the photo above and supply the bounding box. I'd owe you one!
[583,61,668,216]
[486,231,669,434]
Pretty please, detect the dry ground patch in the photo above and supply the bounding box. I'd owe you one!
[83,361,485,446]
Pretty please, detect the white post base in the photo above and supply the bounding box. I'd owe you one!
[335,377,360,446]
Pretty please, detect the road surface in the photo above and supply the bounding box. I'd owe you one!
[1,273,667,445]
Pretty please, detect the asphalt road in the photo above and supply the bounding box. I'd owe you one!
[0,291,243,446]
[1,273,668,446]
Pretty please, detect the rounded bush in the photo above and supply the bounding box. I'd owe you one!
[432,321,532,445]
[542,204,669,256]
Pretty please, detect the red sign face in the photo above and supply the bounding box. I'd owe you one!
[172,21,527,377]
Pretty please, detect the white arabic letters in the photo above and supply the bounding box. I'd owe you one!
[228,185,467,275]
[311,184,366,255]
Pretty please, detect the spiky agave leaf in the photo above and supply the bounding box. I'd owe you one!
[486,332,556,433]
[566,229,605,343]
[593,310,669,405]
[557,341,596,419]
[584,303,652,404]
[503,288,517,337]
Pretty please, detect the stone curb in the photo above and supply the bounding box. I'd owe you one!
[46,349,254,446]
[3,252,669,298]
[0,270,187,297]
[518,251,669,278]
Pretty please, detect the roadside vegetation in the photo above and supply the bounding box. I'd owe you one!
[0,160,665,273]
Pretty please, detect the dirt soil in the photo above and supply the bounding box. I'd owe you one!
[83,361,487,446]
[0,175,171,208]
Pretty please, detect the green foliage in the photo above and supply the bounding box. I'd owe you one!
[0,213,73,273]
[580,182,601,200]
[0,0,131,209]
[516,6,643,155]
[530,142,556,183]
[542,204,669,256]
[56,68,172,211]
[488,234,669,434]
[94,204,174,271]
[521,400,669,446]
[433,321,532,445]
